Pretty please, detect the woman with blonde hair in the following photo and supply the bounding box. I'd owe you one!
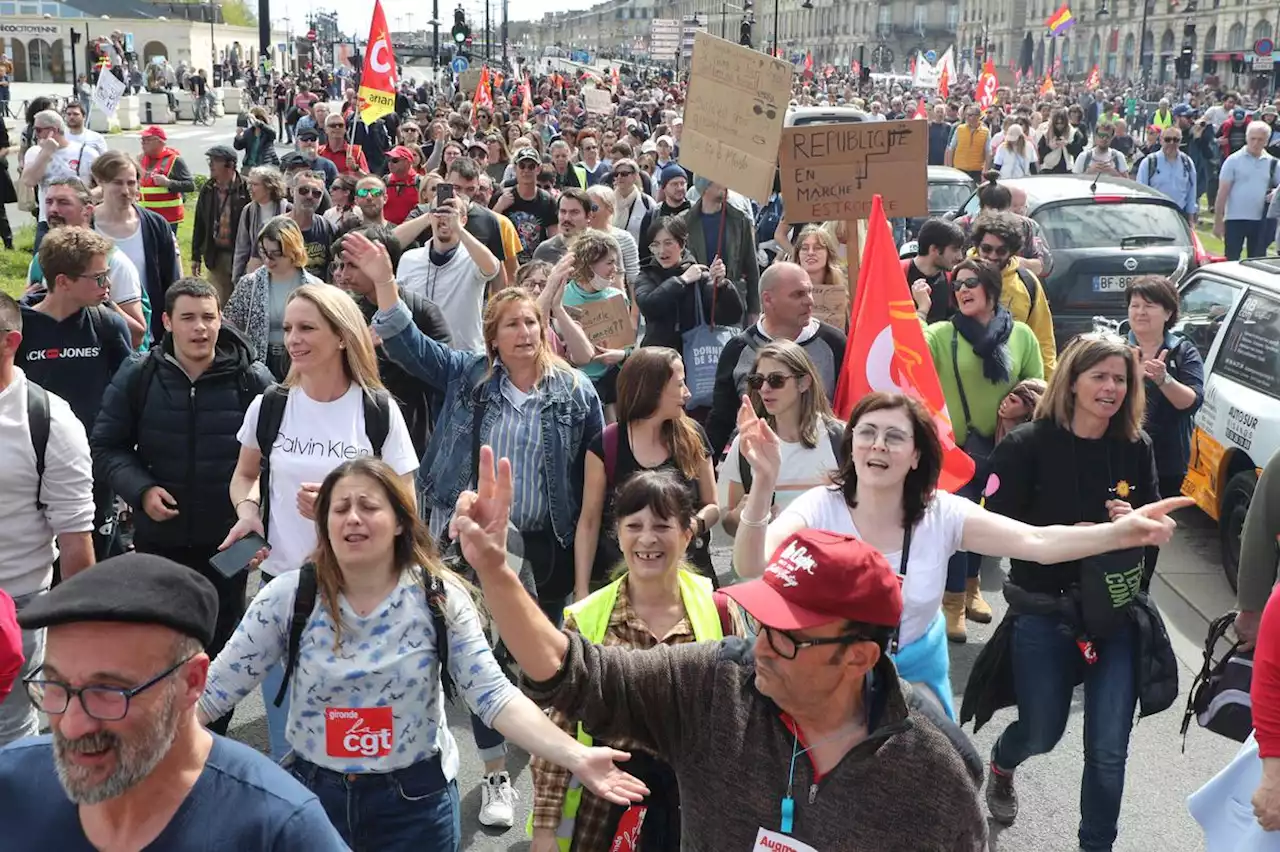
[794,224,849,329]
[574,347,719,600]
[586,184,641,288]
[203,458,645,851]
[220,283,420,761]
[224,215,327,378]
[344,231,603,820]
[232,165,291,279]
[722,339,844,536]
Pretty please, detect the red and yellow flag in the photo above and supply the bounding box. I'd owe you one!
[521,74,532,118]
[475,66,494,110]
[1085,64,1101,89]
[1039,73,1055,97]
[834,196,975,493]
[357,0,398,125]
[912,98,927,120]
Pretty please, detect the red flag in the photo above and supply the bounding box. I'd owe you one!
[611,66,620,91]
[475,66,493,111]
[803,51,813,76]
[912,98,927,120]
[976,59,998,111]
[521,74,532,118]
[1014,68,1023,85]
[938,65,949,98]
[1085,64,1101,89]
[909,54,917,75]
[833,197,974,493]
[357,0,398,125]
[852,59,861,76]
[1039,73,1055,97]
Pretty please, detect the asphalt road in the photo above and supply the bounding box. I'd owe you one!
[216,506,1241,852]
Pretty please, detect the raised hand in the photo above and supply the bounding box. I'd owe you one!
[1113,496,1193,548]
[340,231,396,287]
[736,395,782,483]
[450,445,514,575]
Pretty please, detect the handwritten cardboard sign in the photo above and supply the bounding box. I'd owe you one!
[778,120,928,223]
[575,295,635,351]
[583,88,614,114]
[811,279,850,329]
[458,69,482,96]
[680,31,791,203]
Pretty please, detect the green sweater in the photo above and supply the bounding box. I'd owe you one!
[924,320,1044,444]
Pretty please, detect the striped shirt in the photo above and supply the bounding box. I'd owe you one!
[492,374,550,531]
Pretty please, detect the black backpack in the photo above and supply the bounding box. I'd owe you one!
[1180,611,1254,749]
[27,382,50,512]
[254,383,393,534]
[275,563,456,707]
[738,417,846,495]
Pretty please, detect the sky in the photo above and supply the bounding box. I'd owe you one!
[271,0,577,35]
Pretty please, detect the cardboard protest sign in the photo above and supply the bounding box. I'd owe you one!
[811,279,849,329]
[575,295,635,350]
[583,88,614,114]
[459,69,482,95]
[778,120,928,223]
[680,31,791,203]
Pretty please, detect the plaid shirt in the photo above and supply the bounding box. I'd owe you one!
[530,576,745,851]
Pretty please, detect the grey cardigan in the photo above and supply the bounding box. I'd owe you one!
[223,265,325,360]
[231,199,292,281]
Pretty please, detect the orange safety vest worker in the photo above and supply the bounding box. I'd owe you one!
[139,150,185,224]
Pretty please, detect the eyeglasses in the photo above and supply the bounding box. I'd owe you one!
[952,276,982,291]
[356,187,385,198]
[260,247,285,260]
[523,277,548,289]
[295,186,324,198]
[648,240,680,253]
[517,160,540,170]
[761,625,875,661]
[615,169,635,177]
[851,424,913,449]
[798,244,826,255]
[325,124,345,130]
[24,655,196,722]
[977,242,1011,259]
[1162,136,1180,143]
[746,372,795,390]
[76,270,111,288]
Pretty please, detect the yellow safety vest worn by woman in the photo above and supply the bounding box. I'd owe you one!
[529,569,729,852]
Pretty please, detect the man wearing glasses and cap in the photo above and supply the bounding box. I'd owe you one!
[0,553,347,849]
[191,146,249,305]
[493,147,559,264]
[452,448,987,851]
[1136,126,1198,226]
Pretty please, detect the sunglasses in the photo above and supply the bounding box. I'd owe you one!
[746,372,795,390]
[356,187,385,198]
[517,160,540,170]
[295,186,324,198]
[1162,136,1180,142]
[615,169,635,177]
[260,248,285,260]
[76,270,110,288]
[952,276,982,291]
[977,243,1010,258]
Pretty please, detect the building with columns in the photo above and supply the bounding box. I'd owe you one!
[1,0,289,85]
[956,0,1274,92]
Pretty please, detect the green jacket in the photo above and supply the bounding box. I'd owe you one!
[924,320,1044,444]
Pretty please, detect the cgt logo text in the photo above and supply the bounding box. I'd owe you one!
[27,347,101,360]
[325,706,394,758]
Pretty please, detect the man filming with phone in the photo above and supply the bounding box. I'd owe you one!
[89,278,272,734]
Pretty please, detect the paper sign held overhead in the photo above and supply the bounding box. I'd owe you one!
[458,68,483,95]
[583,88,614,114]
[92,70,126,117]
[680,30,791,203]
[573,295,635,351]
[778,119,928,223]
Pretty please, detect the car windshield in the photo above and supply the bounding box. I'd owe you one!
[1033,201,1190,250]
[928,182,974,214]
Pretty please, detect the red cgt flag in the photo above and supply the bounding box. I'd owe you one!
[1086,64,1101,89]
[833,196,975,493]
[912,97,927,120]
[357,0,398,125]
[938,65,949,98]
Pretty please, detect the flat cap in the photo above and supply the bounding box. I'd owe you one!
[205,144,238,163]
[18,553,218,647]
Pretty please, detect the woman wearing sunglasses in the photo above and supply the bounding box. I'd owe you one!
[574,347,719,600]
[224,215,326,379]
[610,157,655,249]
[322,175,362,229]
[722,340,843,537]
[912,258,1044,642]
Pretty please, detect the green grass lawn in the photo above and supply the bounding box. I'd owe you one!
[0,199,197,300]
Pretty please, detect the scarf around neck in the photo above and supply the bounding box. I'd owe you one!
[951,305,1014,384]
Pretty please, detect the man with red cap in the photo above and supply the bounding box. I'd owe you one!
[451,446,987,851]
[382,145,420,226]
[138,126,195,236]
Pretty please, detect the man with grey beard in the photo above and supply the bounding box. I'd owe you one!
[0,553,345,850]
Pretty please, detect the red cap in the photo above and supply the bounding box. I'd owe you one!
[140,125,167,141]
[723,530,903,630]
[386,145,416,161]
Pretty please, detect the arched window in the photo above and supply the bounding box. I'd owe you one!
[143,40,168,64]
[1227,23,1245,50]
[1255,20,1273,42]
[26,37,53,84]
[1204,25,1217,55]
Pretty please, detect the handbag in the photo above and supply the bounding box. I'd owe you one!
[681,277,734,410]
[950,330,995,493]
[1182,611,1255,746]
[1076,546,1145,639]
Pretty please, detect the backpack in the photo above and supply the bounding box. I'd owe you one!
[1015,267,1041,319]
[1142,150,1196,186]
[738,417,846,494]
[1078,147,1123,174]
[1180,611,1254,748]
[27,382,50,512]
[275,562,456,708]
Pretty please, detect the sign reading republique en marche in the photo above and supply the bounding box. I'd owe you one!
[778,120,928,223]
[680,31,791,203]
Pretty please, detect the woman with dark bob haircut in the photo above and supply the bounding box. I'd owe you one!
[1124,274,1204,498]
[734,389,1186,723]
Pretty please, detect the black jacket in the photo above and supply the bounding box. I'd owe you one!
[90,326,273,550]
[354,288,452,459]
[191,176,251,268]
[135,205,180,344]
[634,251,746,351]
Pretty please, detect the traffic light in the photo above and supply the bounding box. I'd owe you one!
[451,7,469,45]
[1178,23,1195,79]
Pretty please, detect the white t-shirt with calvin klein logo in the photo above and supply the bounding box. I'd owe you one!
[237,383,419,576]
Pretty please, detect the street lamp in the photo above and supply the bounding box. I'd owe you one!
[1138,0,1153,92]
[204,1,220,71]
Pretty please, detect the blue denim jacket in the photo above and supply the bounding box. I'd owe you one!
[373,298,603,547]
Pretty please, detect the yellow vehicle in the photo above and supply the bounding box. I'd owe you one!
[1176,259,1280,591]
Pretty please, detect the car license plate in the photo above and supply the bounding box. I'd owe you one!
[1092,275,1133,293]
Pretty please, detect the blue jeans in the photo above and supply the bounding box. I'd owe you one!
[992,614,1138,852]
[291,758,460,852]
[1224,218,1266,261]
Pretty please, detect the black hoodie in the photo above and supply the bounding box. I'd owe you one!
[90,326,273,550]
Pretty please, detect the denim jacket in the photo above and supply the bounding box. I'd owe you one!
[373,298,603,547]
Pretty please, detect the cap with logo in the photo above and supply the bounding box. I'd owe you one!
[722,530,904,631]
[514,146,542,164]
[140,125,167,141]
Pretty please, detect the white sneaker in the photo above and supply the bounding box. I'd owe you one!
[478,770,516,828]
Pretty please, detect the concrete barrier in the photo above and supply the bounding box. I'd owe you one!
[141,92,176,124]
